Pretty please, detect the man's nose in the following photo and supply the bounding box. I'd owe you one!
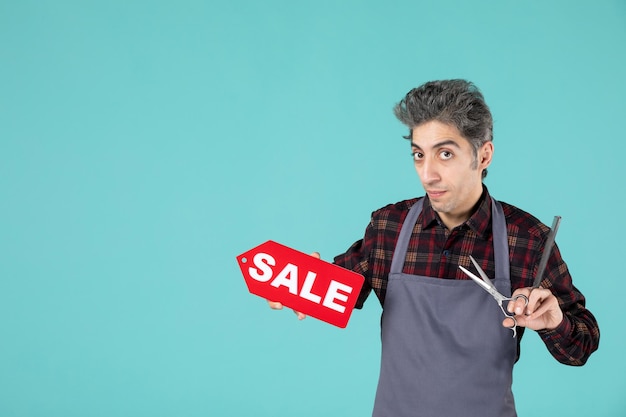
[420,159,440,183]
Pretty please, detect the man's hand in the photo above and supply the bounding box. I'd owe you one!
[266,252,321,321]
[504,287,564,331]
[267,301,306,320]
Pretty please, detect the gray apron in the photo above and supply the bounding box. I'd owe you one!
[372,198,517,417]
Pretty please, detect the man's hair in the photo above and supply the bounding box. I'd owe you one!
[394,79,493,178]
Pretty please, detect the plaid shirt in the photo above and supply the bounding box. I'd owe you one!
[333,187,599,365]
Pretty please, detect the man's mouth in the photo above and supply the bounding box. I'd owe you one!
[427,190,446,199]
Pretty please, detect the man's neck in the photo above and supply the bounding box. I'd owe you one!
[436,186,485,230]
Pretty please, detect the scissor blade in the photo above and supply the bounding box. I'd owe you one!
[459,265,493,293]
[469,255,495,288]
[532,216,562,289]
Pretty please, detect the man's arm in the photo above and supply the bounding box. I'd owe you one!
[507,245,600,366]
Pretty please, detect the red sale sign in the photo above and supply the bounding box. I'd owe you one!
[236,240,365,328]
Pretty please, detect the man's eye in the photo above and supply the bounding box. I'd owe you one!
[411,152,423,161]
[440,151,453,160]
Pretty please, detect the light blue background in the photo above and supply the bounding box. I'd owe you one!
[1,1,624,416]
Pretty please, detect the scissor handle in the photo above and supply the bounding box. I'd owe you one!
[501,294,528,338]
[496,293,528,310]
[504,317,519,338]
[510,293,529,307]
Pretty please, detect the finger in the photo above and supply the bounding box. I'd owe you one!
[310,252,321,259]
[507,288,531,314]
[268,301,283,310]
[512,296,529,316]
[526,301,552,321]
[502,317,516,329]
[525,288,550,315]
[525,292,559,321]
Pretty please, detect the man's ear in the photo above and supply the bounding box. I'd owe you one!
[480,141,494,169]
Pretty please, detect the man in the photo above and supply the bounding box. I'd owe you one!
[268,80,600,417]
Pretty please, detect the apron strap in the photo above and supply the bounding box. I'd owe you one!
[389,199,424,275]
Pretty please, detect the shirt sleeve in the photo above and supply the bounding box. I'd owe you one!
[333,214,379,309]
[535,244,600,366]
[333,238,372,309]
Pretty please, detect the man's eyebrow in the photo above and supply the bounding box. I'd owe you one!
[410,139,461,149]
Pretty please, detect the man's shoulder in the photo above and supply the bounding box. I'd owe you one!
[367,197,422,227]
[498,200,550,239]
[372,197,421,217]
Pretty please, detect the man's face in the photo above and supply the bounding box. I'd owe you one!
[411,120,493,229]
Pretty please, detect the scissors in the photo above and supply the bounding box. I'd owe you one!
[459,256,529,338]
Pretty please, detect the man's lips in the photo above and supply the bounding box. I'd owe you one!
[427,190,446,199]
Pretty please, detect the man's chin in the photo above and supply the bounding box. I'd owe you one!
[431,198,456,213]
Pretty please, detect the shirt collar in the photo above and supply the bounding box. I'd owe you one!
[420,186,492,239]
